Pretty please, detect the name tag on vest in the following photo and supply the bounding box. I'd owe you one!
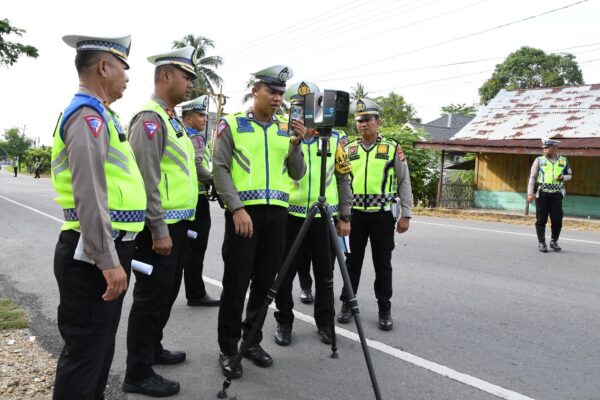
[169,118,184,137]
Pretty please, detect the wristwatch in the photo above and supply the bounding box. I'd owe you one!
[339,214,351,223]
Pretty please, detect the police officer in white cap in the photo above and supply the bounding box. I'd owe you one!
[123,46,198,397]
[179,95,221,306]
[212,65,306,378]
[337,98,413,331]
[527,138,573,252]
[272,81,352,346]
[52,33,147,400]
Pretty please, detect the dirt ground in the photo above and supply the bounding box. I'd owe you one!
[413,207,600,233]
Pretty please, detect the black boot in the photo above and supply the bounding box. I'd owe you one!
[336,302,351,324]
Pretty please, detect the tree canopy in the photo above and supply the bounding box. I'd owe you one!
[440,103,477,117]
[0,19,38,67]
[479,46,584,105]
[1,127,32,158]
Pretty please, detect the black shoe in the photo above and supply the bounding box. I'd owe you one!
[154,349,186,365]
[218,352,243,379]
[336,302,351,324]
[299,288,314,304]
[122,374,180,397]
[317,326,332,345]
[378,311,394,331]
[187,294,221,307]
[549,240,561,252]
[274,324,292,346]
[538,242,548,253]
[241,342,273,368]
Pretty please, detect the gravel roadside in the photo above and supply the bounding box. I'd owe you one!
[0,275,126,400]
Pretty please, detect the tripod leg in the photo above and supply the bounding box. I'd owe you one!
[217,207,319,399]
[323,208,383,400]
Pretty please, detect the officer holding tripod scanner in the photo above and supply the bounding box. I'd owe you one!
[273,81,353,347]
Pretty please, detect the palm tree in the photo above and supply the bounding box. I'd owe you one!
[172,34,223,97]
[350,82,369,100]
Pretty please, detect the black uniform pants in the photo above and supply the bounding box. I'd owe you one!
[53,230,133,400]
[217,205,288,355]
[274,215,334,329]
[535,191,563,242]
[125,221,187,380]
[182,194,212,300]
[297,257,313,290]
[340,210,395,313]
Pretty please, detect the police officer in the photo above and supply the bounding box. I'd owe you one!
[212,65,306,378]
[337,99,413,331]
[51,34,146,400]
[13,156,18,177]
[34,158,41,178]
[527,138,573,252]
[179,95,220,306]
[273,81,352,346]
[123,47,198,397]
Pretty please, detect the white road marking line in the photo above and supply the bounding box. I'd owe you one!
[0,194,63,223]
[0,194,539,400]
[414,220,600,245]
[203,277,537,400]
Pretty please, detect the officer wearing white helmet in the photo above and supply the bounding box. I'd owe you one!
[272,81,352,346]
[212,65,306,378]
[52,33,146,400]
[527,138,573,252]
[179,95,221,306]
[124,46,198,397]
[337,98,413,331]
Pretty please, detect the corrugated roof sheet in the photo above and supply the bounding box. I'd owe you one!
[413,138,600,156]
[452,84,600,141]
[411,114,474,141]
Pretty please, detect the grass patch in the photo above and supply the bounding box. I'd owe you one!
[0,298,29,330]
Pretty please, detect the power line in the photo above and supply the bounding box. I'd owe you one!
[219,0,399,58]
[281,0,492,66]
[312,42,600,84]
[218,0,362,56]
[313,0,592,79]
[224,0,438,65]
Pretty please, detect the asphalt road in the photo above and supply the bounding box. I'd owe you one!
[1,169,599,400]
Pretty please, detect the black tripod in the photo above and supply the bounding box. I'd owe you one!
[217,128,382,400]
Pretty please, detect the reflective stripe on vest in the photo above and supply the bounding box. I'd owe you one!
[288,132,343,218]
[347,138,398,211]
[137,100,198,223]
[225,112,291,208]
[51,93,147,232]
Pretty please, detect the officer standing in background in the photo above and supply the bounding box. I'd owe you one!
[212,65,306,378]
[51,34,147,400]
[179,95,220,306]
[527,138,573,252]
[273,81,352,346]
[123,47,198,397]
[337,98,413,331]
[13,156,18,177]
[34,158,41,178]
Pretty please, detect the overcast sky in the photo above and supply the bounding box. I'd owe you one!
[2,0,599,145]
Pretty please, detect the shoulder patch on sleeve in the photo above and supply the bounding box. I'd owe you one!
[143,121,159,140]
[216,120,227,138]
[396,145,406,161]
[84,115,105,138]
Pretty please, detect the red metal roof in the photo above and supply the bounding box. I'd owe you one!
[414,138,600,156]
[453,84,600,141]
